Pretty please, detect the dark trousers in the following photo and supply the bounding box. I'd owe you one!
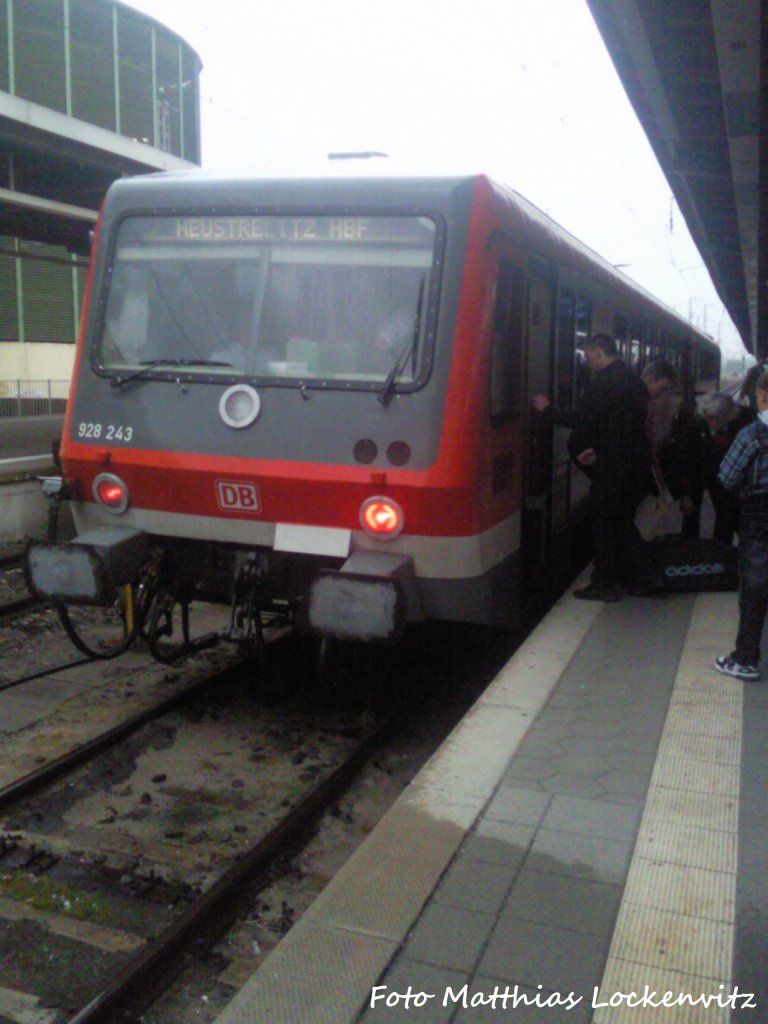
[682,480,740,544]
[733,500,768,666]
[590,477,644,590]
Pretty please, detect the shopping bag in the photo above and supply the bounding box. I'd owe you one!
[634,492,671,541]
[640,534,738,592]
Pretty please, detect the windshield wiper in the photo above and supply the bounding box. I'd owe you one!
[108,358,233,389]
[378,276,426,407]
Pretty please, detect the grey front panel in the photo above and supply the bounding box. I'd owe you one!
[71,175,479,470]
[69,378,447,469]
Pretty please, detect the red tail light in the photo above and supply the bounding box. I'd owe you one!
[93,473,130,513]
[359,496,404,539]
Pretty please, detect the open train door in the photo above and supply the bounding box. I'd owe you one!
[521,259,556,600]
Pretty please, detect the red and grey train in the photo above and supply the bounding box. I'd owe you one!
[27,172,719,659]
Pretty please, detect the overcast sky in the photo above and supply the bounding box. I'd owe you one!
[125,0,747,360]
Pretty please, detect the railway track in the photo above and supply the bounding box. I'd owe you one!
[0,593,37,621]
[0,638,397,1024]
[5,729,391,1023]
[0,655,94,693]
[69,719,390,1023]
[0,552,37,621]
[0,657,255,812]
[1,566,518,1023]
[0,634,395,1023]
[0,551,24,572]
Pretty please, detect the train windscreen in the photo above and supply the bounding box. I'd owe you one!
[96,214,438,389]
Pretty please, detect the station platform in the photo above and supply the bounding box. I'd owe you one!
[0,414,63,464]
[0,415,64,541]
[214,577,767,1024]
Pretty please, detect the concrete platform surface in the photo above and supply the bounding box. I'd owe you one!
[213,580,767,1024]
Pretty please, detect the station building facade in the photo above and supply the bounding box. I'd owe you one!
[0,0,201,388]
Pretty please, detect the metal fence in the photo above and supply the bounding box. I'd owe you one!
[0,380,70,418]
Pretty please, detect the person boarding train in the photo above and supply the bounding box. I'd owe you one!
[533,333,652,602]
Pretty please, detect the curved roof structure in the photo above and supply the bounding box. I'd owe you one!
[0,0,201,254]
[586,0,763,355]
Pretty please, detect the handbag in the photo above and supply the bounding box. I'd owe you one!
[634,490,671,541]
[642,534,738,592]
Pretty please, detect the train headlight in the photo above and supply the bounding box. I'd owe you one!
[359,496,404,540]
[93,473,130,514]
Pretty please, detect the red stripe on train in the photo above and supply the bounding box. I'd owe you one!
[59,448,517,537]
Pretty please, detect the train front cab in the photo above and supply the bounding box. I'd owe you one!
[25,176,489,653]
[24,173,718,660]
[20,177,602,650]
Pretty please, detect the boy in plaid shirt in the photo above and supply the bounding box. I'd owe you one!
[715,369,768,680]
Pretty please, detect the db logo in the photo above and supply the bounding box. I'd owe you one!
[216,480,261,514]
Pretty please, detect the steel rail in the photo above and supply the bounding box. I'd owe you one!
[0,660,246,815]
[0,655,94,692]
[0,594,37,620]
[66,709,394,1024]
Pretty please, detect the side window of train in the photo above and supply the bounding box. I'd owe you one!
[576,292,592,343]
[630,319,643,372]
[696,341,720,392]
[574,292,592,402]
[671,333,681,370]
[678,341,691,390]
[489,260,524,425]
[674,336,684,372]
[556,286,575,407]
[648,324,659,364]
[614,313,629,362]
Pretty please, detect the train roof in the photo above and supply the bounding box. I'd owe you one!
[480,177,716,346]
[104,169,479,208]
[102,169,717,352]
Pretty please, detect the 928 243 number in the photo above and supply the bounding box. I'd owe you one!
[77,422,133,442]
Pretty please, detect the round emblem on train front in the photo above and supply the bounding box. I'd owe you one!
[219,385,261,429]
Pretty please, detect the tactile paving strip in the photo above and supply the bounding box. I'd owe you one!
[593,592,742,1023]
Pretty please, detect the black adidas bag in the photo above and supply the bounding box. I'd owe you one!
[638,535,738,593]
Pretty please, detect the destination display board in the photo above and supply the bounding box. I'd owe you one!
[120,215,436,246]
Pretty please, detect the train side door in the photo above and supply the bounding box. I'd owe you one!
[550,285,578,570]
[522,262,555,593]
[488,257,525,497]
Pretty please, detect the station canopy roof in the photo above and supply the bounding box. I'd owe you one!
[586,0,762,354]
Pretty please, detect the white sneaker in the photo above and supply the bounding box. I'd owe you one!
[714,656,760,681]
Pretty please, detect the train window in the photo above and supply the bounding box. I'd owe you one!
[630,319,643,371]
[556,286,575,407]
[613,313,629,361]
[573,292,592,401]
[96,214,440,392]
[489,260,524,423]
[668,337,681,370]
[696,342,721,388]
[647,324,659,364]
[575,293,592,343]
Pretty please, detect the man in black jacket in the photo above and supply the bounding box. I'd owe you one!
[533,333,651,601]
